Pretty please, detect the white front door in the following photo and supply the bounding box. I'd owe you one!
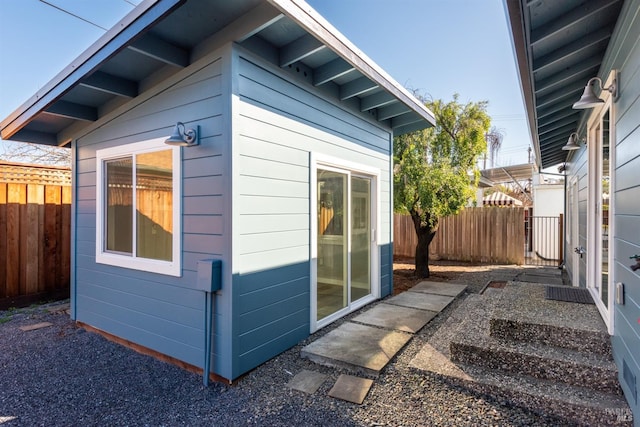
[569,177,580,287]
[586,82,614,332]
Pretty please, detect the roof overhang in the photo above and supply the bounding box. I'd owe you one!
[0,0,435,147]
[503,0,623,169]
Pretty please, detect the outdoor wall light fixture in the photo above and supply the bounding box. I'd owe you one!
[164,122,199,146]
[562,132,581,151]
[572,76,618,109]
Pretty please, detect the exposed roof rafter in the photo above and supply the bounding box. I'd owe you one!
[360,91,395,111]
[313,57,354,86]
[127,32,189,67]
[279,33,325,67]
[80,71,138,98]
[530,0,619,46]
[339,76,378,100]
[44,100,97,122]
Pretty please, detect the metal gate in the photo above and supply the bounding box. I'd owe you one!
[525,214,563,266]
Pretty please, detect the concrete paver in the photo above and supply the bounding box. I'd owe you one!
[385,291,455,312]
[410,281,467,297]
[301,280,468,403]
[328,374,373,404]
[352,303,436,333]
[286,370,327,394]
[301,322,412,375]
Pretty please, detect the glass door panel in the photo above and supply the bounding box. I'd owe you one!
[601,110,610,306]
[317,170,347,320]
[350,176,370,303]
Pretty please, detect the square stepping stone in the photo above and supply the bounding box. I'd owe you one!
[19,322,52,332]
[301,322,411,375]
[46,303,70,313]
[411,281,466,297]
[286,370,327,394]
[328,374,373,404]
[352,303,436,333]
[386,292,454,312]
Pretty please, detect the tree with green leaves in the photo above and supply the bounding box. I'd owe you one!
[394,94,490,277]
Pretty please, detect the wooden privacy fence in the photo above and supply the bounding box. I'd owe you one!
[394,207,525,264]
[0,162,71,308]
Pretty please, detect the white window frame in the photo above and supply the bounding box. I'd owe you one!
[96,137,182,276]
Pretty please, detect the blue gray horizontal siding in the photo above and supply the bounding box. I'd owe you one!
[231,49,393,377]
[604,0,640,414]
[73,55,232,376]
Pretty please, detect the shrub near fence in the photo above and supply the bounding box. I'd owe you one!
[394,207,525,265]
[0,162,71,308]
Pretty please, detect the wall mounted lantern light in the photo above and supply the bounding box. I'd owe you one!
[562,132,581,151]
[572,76,617,109]
[164,122,199,146]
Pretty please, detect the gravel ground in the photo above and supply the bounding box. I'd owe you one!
[0,263,573,427]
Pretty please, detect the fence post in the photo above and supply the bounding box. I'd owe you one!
[558,213,564,268]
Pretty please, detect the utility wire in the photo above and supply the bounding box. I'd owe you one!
[37,0,108,31]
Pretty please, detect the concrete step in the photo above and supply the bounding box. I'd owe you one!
[449,300,620,394]
[426,294,489,359]
[409,357,632,426]
[450,336,620,394]
[409,279,631,425]
[489,317,611,356]
[489,282,611,356]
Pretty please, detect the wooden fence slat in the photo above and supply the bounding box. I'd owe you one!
[9,184,26,297]
[61,186,72,287]
[394,207,525,265]
[0,184,6,298]
[45,186,62,291]
[25,185,42,295]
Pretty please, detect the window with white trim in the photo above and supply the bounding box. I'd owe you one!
[96,138,181,276]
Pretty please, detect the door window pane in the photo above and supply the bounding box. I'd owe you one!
[317,170,347,320]
[601,110,610,305]
[351,176,370,303]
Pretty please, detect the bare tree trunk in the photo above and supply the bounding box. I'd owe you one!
[410,211,437,278]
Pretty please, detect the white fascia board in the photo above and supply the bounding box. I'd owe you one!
[267,0,436,127]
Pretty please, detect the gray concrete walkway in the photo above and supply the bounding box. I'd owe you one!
[301,281,467,376]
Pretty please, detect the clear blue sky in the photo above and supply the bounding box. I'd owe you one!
[0,0,531,166]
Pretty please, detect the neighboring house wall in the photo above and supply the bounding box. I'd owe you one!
[565,0,640,414]
[532,184,563,217]
[73,50,232,376]
[532,183,563,261]
[231,48,393,378]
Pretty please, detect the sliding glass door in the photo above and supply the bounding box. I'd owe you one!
[315,166,374,326]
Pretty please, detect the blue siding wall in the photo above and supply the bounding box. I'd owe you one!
[564,0,640,416]
[231,48,393,378]
[73,51,234,378]
[609,0,640,414]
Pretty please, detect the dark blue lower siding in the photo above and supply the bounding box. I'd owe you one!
[233,262,310,378]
